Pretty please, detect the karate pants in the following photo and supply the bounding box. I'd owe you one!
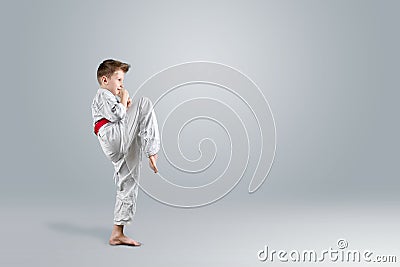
[97,97,160,225]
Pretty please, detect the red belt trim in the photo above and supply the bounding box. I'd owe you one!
[94,118,110,135]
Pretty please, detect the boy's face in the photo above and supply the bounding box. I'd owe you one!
[101,69,125,96]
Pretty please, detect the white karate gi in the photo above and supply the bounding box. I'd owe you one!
[91,88,160,225]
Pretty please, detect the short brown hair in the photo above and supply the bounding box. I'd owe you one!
[97,59,131,84]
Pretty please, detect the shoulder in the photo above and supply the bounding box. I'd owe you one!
[95,88,116,102]
[92,88,108,107]
[98,88,113,97]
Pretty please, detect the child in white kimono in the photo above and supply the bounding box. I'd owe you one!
[91,59,160,246]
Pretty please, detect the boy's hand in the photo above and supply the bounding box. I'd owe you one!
[120,88,129,98]
[118,88,129,109]
[118,88,129,99]
[127,97,132,108]
[149,154,158,173]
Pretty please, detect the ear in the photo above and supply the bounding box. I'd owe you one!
[101,75,108,85]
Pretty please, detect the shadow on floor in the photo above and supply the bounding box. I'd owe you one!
[47,222,109,242]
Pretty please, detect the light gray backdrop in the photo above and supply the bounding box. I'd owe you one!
[0,0,399,266]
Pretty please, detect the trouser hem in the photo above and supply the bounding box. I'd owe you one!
[113,219,132,226]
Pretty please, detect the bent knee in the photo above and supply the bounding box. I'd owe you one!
[140,96,154,110]
[141,96,152,104]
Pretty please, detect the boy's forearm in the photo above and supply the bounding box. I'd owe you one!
[120,95,128,108]
[118,88,129,109]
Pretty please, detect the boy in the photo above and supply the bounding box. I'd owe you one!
[91,59,160,246]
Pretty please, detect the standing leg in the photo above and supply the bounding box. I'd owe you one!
[113,159,140,226]
[109,158,141,246]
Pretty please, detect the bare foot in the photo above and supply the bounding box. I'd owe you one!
[149,154,158,173]
[109,234,142,247]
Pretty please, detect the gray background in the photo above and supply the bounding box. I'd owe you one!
[1,0,399,266]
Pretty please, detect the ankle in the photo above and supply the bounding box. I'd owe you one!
[111,224,124,236]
